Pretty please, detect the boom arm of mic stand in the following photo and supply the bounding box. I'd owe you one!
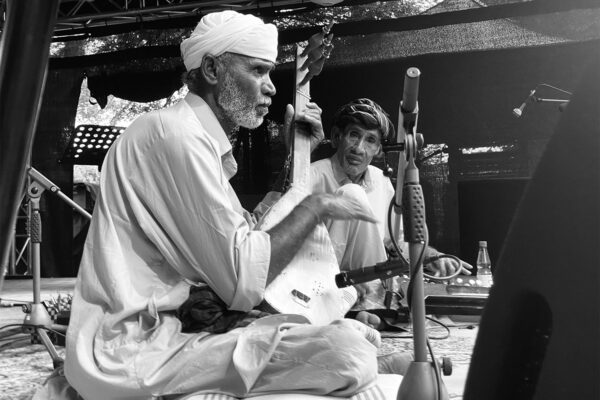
[28,167,92,220]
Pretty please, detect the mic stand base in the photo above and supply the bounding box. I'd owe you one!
[398,361,448,400]
[23,304,64,369]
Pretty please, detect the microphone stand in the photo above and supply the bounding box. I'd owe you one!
[532,96,570,111]
[395,68,448,400]
[23,166,92,368]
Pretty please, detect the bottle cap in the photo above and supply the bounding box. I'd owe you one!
[479,241,487,247]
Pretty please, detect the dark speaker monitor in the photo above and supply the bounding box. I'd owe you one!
[464,53,600,399]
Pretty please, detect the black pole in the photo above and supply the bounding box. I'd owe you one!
[0,0,60,290]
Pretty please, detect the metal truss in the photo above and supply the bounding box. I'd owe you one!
[5,187,32,277]
[0,0,600,41]
[0,0,330,41]
[1,0,401,41]
[1,0,599,42]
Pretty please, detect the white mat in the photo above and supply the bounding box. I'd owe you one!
[182,374,403,400]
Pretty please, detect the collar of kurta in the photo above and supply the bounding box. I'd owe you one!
[184,92,232,157]
[329,155,373,192]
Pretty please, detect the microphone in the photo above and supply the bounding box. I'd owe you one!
[513,89,536,117]
[559,101,569,112]
[335,258,409,288]
[401,67,420,114]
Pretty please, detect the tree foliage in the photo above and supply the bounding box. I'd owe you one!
[68,1,445,127]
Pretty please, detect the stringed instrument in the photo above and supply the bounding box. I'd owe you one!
[256,28,358,326]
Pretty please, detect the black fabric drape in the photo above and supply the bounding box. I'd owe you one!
[32,69,85,277]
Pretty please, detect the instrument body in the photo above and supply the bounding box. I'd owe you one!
[256,45,357,325]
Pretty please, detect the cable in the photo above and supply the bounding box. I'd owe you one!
[423,254,463,281]
[538,83,573,95]
[388,195,445,399]
[425,316,451,340]
[427,338,444,400]
[0,336,30,351]
[0,323,30,334]
[386,196,410,267]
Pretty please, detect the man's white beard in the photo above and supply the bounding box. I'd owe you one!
[217,70,264,130]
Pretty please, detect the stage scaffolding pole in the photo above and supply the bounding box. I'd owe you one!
[0,0,60,292]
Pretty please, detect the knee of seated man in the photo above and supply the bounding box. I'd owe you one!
[336,183,369,204]
[321,320,379,364]
[330,318,381,347]
[320,321,379,386]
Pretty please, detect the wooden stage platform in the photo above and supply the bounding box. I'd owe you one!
[0,278,479,400]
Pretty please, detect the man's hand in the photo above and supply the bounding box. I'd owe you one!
[355,310,383,331]
[283,102,325,153]
[303,192,378,224]
[423,247,473,278]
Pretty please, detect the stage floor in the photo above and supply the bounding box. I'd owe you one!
[0,278,478,400]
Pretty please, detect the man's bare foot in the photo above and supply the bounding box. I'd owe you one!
[356,310,383,330]
[377,352,413,375]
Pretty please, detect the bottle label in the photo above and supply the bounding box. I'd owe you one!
[477,273,493,288]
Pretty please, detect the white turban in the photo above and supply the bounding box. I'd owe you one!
[180,10,278,71]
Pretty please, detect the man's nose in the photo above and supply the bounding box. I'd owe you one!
[263,76,276,97]
[353,138,367,153]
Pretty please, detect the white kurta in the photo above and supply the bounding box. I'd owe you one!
[310,157,402,269]
[65,93,378,400]
[256,157,404,271]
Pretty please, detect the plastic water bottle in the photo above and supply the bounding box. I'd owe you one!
[476,241,493,288]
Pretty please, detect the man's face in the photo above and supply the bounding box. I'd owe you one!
[334,123,382,183]
[215,54,276,130]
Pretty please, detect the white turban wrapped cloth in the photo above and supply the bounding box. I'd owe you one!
[181,10,278,71]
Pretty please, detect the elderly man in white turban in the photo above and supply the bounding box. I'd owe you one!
[65,10,391,400]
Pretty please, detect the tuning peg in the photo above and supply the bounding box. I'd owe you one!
[323,42,334,59]
[300,45,324,70]
[301,26,334,58]
[322,21,334,36]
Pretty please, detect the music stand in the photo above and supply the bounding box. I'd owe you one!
[61,125,125,167]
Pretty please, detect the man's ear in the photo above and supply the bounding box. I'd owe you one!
[331,126,341,149]
[200,54,219,85]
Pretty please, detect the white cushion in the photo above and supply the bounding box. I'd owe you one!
[181,374,403,400]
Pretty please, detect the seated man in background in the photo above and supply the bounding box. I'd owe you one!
[257,98,472,324]
[312,98,471,274]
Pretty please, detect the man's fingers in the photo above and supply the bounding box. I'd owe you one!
[303,102,322,113]
[461,261,474,270]
[460,261,474,275]
[284,104,294,131]
[282,104,295,151]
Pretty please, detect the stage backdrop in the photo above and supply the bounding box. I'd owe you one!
[34,39,599,276]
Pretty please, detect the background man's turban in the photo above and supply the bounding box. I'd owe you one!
[181,10,278,71]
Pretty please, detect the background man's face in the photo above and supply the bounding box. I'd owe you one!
[334,123,382,183]
[215,54,276,129]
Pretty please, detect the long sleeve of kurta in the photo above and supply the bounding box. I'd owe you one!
[127,106,270,311]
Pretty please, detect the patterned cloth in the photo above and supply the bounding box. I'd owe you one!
[177,285,272,334]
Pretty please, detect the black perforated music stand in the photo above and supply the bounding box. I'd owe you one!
[61,125,125,167]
